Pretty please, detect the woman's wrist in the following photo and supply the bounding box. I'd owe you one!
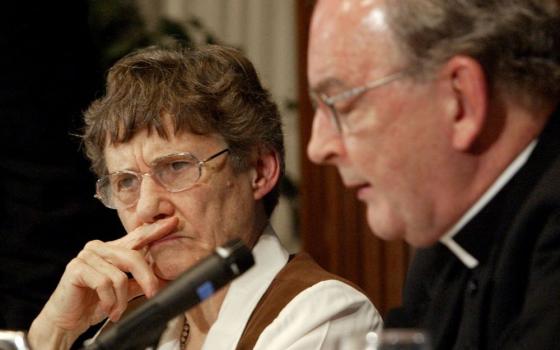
[27,310,80,350]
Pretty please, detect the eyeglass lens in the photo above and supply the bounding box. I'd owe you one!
[97,154,201,209]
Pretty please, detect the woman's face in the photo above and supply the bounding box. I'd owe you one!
[104,127,259,280]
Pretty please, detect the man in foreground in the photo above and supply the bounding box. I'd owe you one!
[307,0,560,348]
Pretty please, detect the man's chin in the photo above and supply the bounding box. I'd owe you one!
[366,209,405,242]
[406,233,441,248]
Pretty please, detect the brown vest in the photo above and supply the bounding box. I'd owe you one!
[100,253,361,349]
[235,252,363,349]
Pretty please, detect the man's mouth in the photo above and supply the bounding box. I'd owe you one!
[355,183,373,200]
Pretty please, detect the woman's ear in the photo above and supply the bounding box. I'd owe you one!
[251,148,281,200]
[441,55,489,151]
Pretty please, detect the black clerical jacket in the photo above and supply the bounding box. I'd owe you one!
[387,107,560,350]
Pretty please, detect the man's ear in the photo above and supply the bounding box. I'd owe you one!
[251,148,280,200]
[441,55,489,151]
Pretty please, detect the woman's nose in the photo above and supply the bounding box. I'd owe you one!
[134,175,174,224]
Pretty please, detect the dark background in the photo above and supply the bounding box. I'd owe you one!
[0,0,122,333]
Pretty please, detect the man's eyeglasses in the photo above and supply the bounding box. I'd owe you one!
[310,70,410,132]
[95,148,230,210]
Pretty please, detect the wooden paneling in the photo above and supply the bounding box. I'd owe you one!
[296,0,410,317]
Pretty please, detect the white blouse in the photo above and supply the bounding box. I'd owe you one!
[157,226,382,350]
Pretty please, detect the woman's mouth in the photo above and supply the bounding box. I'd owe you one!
[148,233,182,248]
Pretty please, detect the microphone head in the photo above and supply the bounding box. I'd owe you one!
[216,238,255,276]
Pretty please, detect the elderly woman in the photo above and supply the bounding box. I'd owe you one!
[27,45,381,349]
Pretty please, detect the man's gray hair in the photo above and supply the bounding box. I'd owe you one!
[386,0,560,106]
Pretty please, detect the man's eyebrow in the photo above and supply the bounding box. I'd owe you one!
[309,77,348,94]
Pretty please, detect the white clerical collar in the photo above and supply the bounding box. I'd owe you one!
[439,140,538,269]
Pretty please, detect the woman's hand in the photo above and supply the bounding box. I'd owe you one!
[28,216,178,350]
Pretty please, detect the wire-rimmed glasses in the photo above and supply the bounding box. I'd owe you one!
[310,69,411,132]
[95,148,230,209]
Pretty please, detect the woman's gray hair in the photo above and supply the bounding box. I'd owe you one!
[83,45,285,217]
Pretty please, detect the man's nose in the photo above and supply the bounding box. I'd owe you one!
[307,109,346,165]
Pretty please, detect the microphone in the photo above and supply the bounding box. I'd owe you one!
[82,238,254,350]
[0,331,30,350]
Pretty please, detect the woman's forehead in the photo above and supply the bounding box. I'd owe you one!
[103,128,225,171]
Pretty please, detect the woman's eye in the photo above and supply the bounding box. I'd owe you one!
[116,175,138,191]
[169,160,193,172]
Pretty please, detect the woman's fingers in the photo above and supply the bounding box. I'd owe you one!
[76,250,130,321]
[113,216,178,250]
[30,217,180,345]
[82,240,159,298]
[65,258,117,319]
[127,277,168,301]
[46,218,179,327]
[74,218,178,309]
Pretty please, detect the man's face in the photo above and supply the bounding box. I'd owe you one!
[307,0,452,246]
[104,125,258,280]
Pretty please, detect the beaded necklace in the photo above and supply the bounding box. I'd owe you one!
[179,317,190,350]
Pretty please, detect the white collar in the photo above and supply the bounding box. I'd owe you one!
[439,140,537,269]
[157,225,289,350]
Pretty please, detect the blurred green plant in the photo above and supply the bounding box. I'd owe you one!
[88,0,218,71]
